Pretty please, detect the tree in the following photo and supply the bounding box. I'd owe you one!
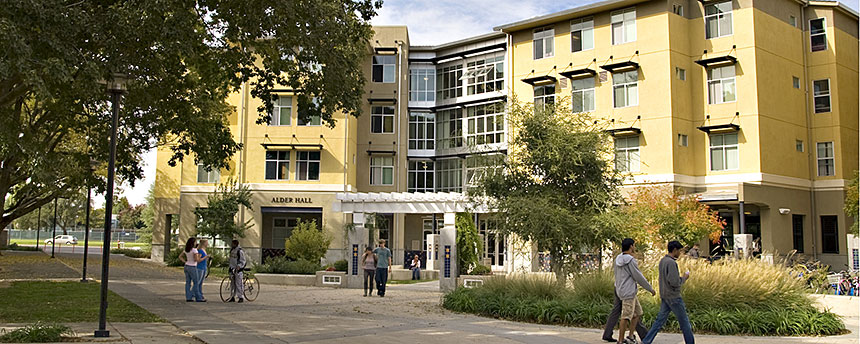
[0,0,381,230]
[284,220,331,263]
[12,189,93,234]
[456,212,482,275]
[472,101,623,284]
[139,185,156,247]
[194,182,253,241]
[846,171,859,236]
[118,204,145,230]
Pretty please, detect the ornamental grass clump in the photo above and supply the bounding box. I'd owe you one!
[0,322,74,343]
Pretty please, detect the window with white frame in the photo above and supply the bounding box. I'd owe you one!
[372,55,396,83]
[676,67,686,81]
[789,15,797,28]
[436,108,464,150]
[796,140,804,152]
[705,1,733,39]
[709,133,739,171]
[707,65,736,104]
[197,164,220,183]
[465,154,503,188]
[612,70,638,108]
[297,97,321,126]
[817,142,835,176]
[792,76,800,89]
[678,134,688,147]
[408,160,435,192]
[465,56,504,95]
[614,136,640,172]
[534,85,555,110]
[571,77,595,113]
[570,17,594,52]
[409,68,435,102]
[813,79,830,113]
[533,27,554,59]
[466,102,505,146]
[673,3,684,16]
[271,96,291,126]
[611,8,636,45]
[810,18,826,52]
[265,151,290,180]
[435,158,462,192]
[370,156,394,185]
[371,105,395,133]
[437,64,463,99]
[408,112,435,150]
[296,151,320,181]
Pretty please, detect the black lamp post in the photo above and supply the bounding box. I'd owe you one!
[36,206,41,250]
[51,197,58,258]
[95,73,126,338]
[81,165,94,282]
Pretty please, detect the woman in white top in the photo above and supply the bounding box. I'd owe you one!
[179,237,207,302]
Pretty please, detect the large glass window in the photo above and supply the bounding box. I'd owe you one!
[372,55,396,83]
[821,215,839,254]
[533,27,554,59]
[707,65,736,104]
[296,151,320,181]
[271,96,291,126]
[265,151,290,180]
[408,160,435,193]
[465,56,504,95]
[370,156,394,186]
[792,214,804,253]
[436,108,464,150]
[297,97,321,126]
[571,17,594,52]
[709,133,739,171]
[611,8,636,45]
[705,1,733,39]
[810,18,827,52]
[817,142,835,176]
[408,112,435,150]
[613,70,638,108]
[466,154,504,188]
[196,165,220,184]
[435,158,462,192]
[534,85,555,111]
[571,77,596,113]
[409,68,436,102]
[813,79,831,113]
[437,64,463,100]
[466,102,505,146]
[614,136,640,172]
[371,105,395,134]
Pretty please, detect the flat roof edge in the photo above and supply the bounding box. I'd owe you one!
[493,0,635,32]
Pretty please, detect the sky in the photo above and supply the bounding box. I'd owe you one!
[119,0,860,207]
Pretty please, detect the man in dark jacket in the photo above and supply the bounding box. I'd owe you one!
[642,241,695,344]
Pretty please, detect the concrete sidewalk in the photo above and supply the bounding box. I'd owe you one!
[0,322,201,343]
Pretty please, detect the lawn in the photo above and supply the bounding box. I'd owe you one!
[0,281,162,323]
[10,239,147,248]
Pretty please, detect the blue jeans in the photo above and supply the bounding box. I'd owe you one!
[642,297,694,344]
[412,268,421,280]
[375,267,388,295]
[196,268,206,299]
[184,266,203,301]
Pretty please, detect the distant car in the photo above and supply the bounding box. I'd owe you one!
[45,235,77,245]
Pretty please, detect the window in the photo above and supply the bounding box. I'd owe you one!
[673,3,684,16]
[614,136,640,172]
[611,8,636,45]
[409,69,435,102]
[678,134,688,147]
[707,65,736,104]
[372,55,396,83]
[821,215,839,254]
[612,70,638,108]
[265,151,290,180]
[297,97,321,126]
[810,18,826,52]
[271,96,291,126]
[465,56,504,95]
[533,27,554,59]
[571,77,595,113]
[371,106,395,134]
[435,158,462,192]
[792,76,800,89]
[534,85,556,110]
[709,133,739,171]
[437,64,463,99]
[813,79,830,113]
[466,102,505,145]
[370,156,394,186]
[816,142,834,176]
[408,112,435,150]
[570,18,594,52]
[676,67,686,81]
[408,160,435,192]
[705,1,733,39]
[466,154,503,188]
[436,108,463,149]
[796,140,804,152]
[296,151,320,181]
[792,214,804,253]
[196,165,220,183]
[789,15,797,28]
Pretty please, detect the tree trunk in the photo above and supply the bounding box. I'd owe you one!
[551,252,568,285]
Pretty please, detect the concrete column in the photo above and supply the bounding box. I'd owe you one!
[439,212,457,292]
[347,213,368,288]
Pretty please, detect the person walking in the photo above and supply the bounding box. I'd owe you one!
[178,237,206,302]
[373,239,392,297]
[195,239,211,301]
[410,254,421,280]
[227,239,247,303]
[642,241,694,344]
[361,247,377,297]
[602,289,649,342]
[614,238,655,344]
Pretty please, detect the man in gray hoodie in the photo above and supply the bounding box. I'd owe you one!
[642,241,694,344]
[614,238,655,344]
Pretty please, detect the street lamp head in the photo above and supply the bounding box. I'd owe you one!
[106,73,128,94]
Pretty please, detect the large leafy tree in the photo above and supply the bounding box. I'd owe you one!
[0,0,381,230]
[846,171,858,236]
[472,101,623,284]
[194,182,253,241]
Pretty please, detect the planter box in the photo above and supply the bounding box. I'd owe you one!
[315,271,347,288]
[391,268,438,281]
[255,273,316,286]
[456,274,503,288]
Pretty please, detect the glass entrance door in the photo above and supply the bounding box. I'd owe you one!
[479,219,506,271]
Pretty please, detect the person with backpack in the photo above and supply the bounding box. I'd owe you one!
[614,238,655,344]
[227,239,247,303]
[642,241,694,344]
[360,247,377,297]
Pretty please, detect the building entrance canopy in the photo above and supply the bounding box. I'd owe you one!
[333,192,490,214]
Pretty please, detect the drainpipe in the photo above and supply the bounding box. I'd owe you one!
[396,39,405,261]
[800,1,819,259]
[238,80,248,252]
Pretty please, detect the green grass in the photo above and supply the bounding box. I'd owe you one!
[389,279,437,285]
[9,239,147,248]
[0,323,74,343]
[0,281,162,323]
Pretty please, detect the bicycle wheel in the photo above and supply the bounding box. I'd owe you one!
[220,276,233,302]
[243,275,260,302]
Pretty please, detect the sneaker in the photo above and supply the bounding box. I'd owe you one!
[602,338,617,343]
[196,299,207,302]
[238,298,244,303]
[186,300,194,302]
[226,298,235,303]
[623,336,638,344]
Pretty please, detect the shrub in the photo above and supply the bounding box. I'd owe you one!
[165,247,185,267]
[6,243,39,252]
[253,256,319,275]
[456,212,482,275]
[206,249,229,268]
[110,248,151,259]
[333,259,348,272]
[284,220,331,263]
[0,322,74,343]
[469,264,492,275]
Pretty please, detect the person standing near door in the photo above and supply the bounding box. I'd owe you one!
[373,240,392,297]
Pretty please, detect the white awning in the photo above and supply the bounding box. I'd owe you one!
[333,192,491,214]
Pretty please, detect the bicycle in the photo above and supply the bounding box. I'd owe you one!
[220,267,260,302]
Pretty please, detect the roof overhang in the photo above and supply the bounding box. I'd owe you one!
[694,55,737,68]
[260,143,324,150]
[373,47,398,55]
[521,75,557,86]
[368,97,397,104]
[559,68,597,79]
[600,61,639,73]
[494,0,649,32]
[366,150,396,156]
[696,123,740,134]
[431,95,506,112]
[605,127,641,137]
[333,192,491,214]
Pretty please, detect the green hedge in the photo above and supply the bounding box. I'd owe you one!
[5,243,39,251]
[253,256,319,275]
[110,248,150,259]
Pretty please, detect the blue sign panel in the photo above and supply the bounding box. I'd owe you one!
[444,245,451,278]
[352,244,359,275]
